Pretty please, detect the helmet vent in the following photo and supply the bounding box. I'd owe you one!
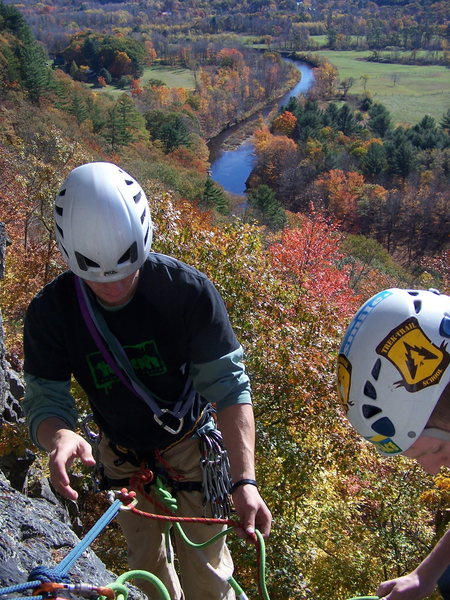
[56,224,64,239]
[364,380,377,399]
[371,359,381,380]
[118,242,138,264]
[362,404,382,419]
[144,225,149,245]
[440,316,450,338]
[55,205,63,216]
[413,300,422,313]
[133,191,142,203]
[59,189,66,196]
[372,417,395,437]
[75,251,100,271]
[125,179,134,186]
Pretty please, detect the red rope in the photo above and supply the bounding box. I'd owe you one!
[129,504,239,527]
[117,484,239,527]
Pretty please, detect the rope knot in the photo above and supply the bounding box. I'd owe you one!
[28,566,70,584]
[130,468,154,489]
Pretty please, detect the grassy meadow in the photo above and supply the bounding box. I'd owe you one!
[314,49,450,126]
[140,64,196,89]
[89,64,196,97]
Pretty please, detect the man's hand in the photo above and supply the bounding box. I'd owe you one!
[37,418,96,501]
[377,528,450,600]
[232,483,272,541]
[377,571,436,600]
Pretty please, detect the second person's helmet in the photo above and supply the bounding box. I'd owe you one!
[337,288,450,455]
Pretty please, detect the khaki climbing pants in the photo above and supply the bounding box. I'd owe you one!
[98,435,236,600]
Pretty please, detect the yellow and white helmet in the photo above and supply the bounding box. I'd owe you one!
[54,162,153,282]
[337,288,450,455]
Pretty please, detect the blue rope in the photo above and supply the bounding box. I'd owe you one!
[54,499,123,576]
[0,583,40,595]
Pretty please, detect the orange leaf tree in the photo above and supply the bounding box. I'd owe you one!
[148,192,434,600]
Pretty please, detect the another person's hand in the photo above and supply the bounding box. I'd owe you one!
[48,429,96,501]
[377,571,437,600]
[231,484,272,541]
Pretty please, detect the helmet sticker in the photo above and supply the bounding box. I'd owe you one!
[376,317,450,392]
[367,434,402,455]
[337,354,352,411]
[340,289,393,356]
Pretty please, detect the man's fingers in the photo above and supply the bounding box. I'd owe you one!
[79,446,96,466]
[49,438,95,500]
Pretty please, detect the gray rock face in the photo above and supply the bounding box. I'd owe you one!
[0,479,115,591]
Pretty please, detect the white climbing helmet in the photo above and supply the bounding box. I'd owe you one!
[337,288,450,455]
[54,162,153,282]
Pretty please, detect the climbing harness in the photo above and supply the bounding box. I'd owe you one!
[82,403,233,519]
[0,484,269,600]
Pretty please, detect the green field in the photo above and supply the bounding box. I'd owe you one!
[140,65,196,89]
[89,64,196,97]
[315,50,450,126]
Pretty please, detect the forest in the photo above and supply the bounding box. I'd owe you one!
[0,0,449,599]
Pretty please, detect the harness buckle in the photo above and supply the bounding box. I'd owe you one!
[154,409,184,435]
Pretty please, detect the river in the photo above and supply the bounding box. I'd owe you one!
[208,59,315,196]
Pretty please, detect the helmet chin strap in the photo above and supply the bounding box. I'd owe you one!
[421,428,450,442]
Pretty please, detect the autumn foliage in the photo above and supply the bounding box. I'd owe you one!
[0,4,448,599]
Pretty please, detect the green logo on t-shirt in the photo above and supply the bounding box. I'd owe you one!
[87,340,166,392]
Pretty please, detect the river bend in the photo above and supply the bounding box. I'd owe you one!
[209,60,315,196]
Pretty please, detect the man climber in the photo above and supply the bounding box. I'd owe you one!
[337,287,450,600]
[22,161,272,600]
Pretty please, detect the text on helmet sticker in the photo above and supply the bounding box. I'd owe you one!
[336,354,352,411]
[376,317,450,392]
[366,434,403,454]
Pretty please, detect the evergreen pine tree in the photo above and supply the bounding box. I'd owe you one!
[368,102,392,137]
[385,131,417,178]
[105,93,147,151]
[336,104,360,136]
[202,177,230,215]
[247,184,287,230]
[86,96,105,133]
[70,94,89,125]
[440,108,450,131]
[362,142,387,176]
[0,3,52,103]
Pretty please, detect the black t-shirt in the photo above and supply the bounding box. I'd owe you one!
[24,253,240,452]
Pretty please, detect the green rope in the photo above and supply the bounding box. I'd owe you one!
[174,522,234,548]
[254,530,270,600]
[142,476,271,599]
[228,577,249,599]
[154,476,178,512]
[106,570,171,600]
